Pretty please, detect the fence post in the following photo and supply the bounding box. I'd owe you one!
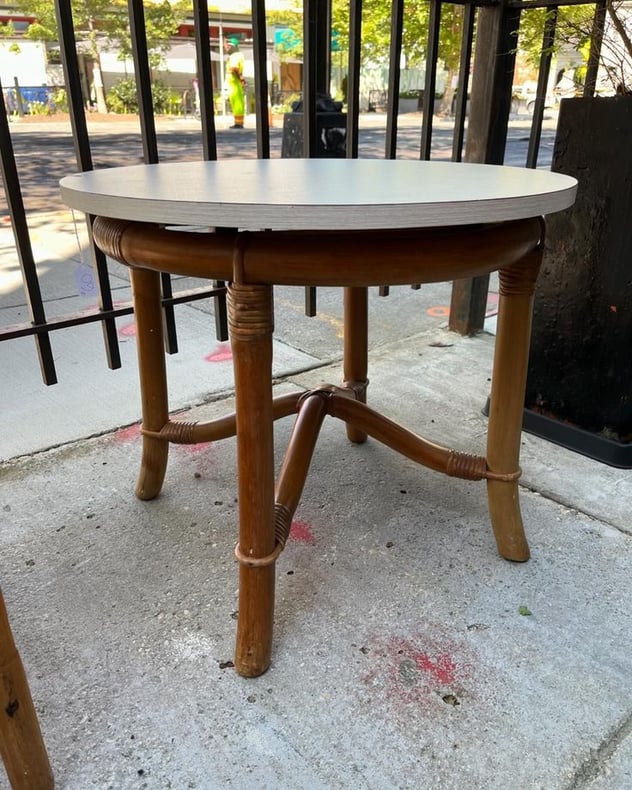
[449,2,521,335]
[12,77,24,117]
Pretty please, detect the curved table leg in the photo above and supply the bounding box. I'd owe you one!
[130,268,170,501]
[229,283,276,677]
[486,249,542,562]
[0,591,54,789]
[343,287,369,443]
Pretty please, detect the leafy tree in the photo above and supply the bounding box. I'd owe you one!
[517,2,632,93]
[269,0,465,112]
[10,0,187,112]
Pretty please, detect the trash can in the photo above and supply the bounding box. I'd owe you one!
[281,94,346,158]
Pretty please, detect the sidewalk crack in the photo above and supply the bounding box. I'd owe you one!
[563,710,632,789]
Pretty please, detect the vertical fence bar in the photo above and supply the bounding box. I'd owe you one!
[451,2,475,163]
[304,0,333,316]
[0,83,57,384]
[420,0,442,161]
[526,7,557,168]
[128,0,158,164]
[317,0,332,95]
[55,0,122,370]
[252,0,270,159]
[302,0,319,158]
[302,0,319,317]
[385,0,405,160]
[128,0,178,353]
[377,0,400,296]
[481,3,522,165]
[54,0,92,170]
[345,0,362,159]
[192,0,227,342]
[193,0,218,161]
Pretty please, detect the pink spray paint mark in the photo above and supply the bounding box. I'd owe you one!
[113,423,142,442]
[118,322,137,337]
[485,292,499,317]
[289,520,316,545]
[426,305,450,318]
[205,344,232,363]
[177,441,213,456]
[173,440,218,478]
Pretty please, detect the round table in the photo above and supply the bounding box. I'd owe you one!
[61,159,577,677]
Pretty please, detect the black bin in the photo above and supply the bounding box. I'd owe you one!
[281,95,346,158]
[524,96,632,468]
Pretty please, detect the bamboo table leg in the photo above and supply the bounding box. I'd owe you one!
[486,247,543,562]
[343,286,369,444]
[229,283,277,677]
[0,591,54,789]
[130,268,170,501]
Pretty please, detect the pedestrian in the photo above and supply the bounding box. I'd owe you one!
[223,35,246,129]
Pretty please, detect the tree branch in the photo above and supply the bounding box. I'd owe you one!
[606,0,632,63]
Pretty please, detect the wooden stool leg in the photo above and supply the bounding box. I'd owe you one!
[229,283,276,677]
[0,592,54,789]
[130,268,170,501]
[486,249,542,562]
[343,286,368,443]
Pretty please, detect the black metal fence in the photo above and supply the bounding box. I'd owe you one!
[0,0,606,385]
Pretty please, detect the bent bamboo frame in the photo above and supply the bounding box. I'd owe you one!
[91,213,544,676]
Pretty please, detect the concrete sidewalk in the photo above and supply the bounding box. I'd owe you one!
[0,122,630,787]
[2,316,631,789]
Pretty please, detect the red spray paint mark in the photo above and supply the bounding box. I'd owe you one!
[205,344,232,363]
[118,322,137,337]
[361,631,474,710]
[113,423,142,442]
[289,520,316,545]
[412,649,458,686]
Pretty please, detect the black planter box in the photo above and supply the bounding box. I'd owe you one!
[524,96,632,468]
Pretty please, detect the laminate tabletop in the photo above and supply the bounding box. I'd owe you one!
[60,159,577,231]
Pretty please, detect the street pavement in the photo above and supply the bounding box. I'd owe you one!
[0,111,630,789]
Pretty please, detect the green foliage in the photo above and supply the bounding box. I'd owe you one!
[51,87,69,112]
[112,0,189,65]
[26,99,50,115]
[14,0,188,67]
[106,77,182,115]
[516,6,596,68]
[269,0,461,71]
[270,92,300,114]
[105,78,139,114]
[151,81,183,115]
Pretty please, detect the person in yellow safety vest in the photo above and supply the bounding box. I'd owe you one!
[223,35,246,129]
